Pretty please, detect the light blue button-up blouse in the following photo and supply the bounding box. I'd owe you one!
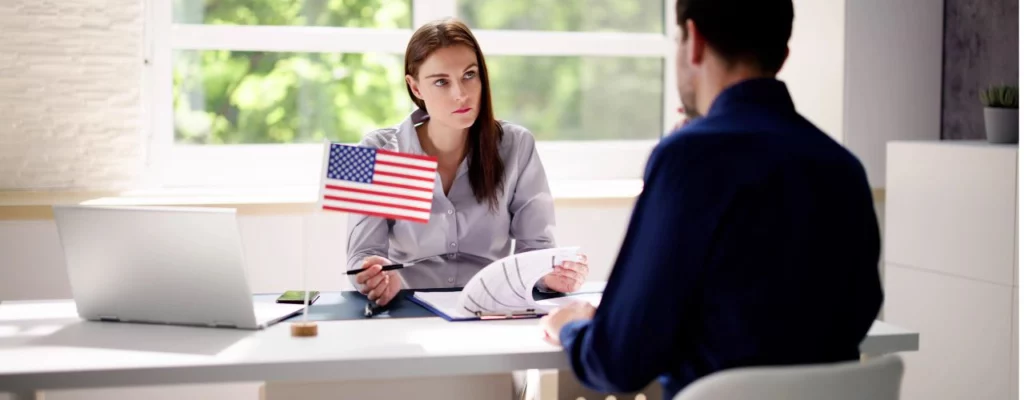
[346,110,557,289]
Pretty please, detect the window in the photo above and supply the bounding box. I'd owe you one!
[487,55,663,141]
[145,0,679,188]
[458,0,664,33]
[174,50,410,145]
[172,0,413,28]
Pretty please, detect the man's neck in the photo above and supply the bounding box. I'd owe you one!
[696,62,776,115]
[418,120,468,165]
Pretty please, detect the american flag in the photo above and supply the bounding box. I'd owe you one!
[319,142,438,224]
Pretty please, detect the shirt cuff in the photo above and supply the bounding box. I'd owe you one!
[559,319,592,350]
[535,278,556,293]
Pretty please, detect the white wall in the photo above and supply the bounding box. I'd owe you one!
[0,0,142,190]
[778,0,846,143]
[842,0,945,187]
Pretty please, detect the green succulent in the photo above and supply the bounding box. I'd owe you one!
[980,85,1018,108]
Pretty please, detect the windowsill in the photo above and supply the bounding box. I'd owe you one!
[0,180,644,220]
[0,181,886,221]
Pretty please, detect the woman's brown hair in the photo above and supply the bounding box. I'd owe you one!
[404,18,505,210]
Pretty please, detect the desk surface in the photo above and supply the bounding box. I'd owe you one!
[0,299,918,392]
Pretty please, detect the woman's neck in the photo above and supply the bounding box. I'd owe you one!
[417,120,468,165]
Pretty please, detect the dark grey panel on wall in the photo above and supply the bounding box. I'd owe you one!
[942,0,1019,140]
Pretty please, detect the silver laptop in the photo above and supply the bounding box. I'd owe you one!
[52,205,304,330]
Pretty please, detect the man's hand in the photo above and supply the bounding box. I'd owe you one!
[542,253,589,293]
[355,256,402,306]
[540,301,597,346]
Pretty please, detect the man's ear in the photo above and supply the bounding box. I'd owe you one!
[686,20,705,66]
[406,75,422,100]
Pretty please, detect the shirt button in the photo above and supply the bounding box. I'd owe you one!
[449,242,456,248]
[447,209,454,215]
[447,277,455,284]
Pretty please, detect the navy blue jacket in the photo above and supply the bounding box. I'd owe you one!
[559,78,883,398]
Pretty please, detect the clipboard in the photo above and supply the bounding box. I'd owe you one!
[407,292,543,321]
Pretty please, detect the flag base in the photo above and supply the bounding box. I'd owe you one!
[290,322,318,337]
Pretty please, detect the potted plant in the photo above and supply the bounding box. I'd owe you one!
[979,84,1018,144]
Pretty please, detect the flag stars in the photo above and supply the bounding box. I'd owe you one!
[327,144,375,183]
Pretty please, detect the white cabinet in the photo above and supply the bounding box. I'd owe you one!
[884,141,1018,400]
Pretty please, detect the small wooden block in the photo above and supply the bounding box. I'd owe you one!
[290,322,318,337]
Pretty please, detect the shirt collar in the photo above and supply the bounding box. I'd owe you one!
[705,77,796,118]
[396,108,471,185]
[396,108,430,155]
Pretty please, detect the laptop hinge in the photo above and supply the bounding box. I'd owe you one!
[98,316,120,322]
[211,322,237,329]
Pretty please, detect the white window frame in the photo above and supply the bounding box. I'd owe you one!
[141,0,680,189]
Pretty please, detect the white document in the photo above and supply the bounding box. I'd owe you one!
[410,291,468,319]
[412,247,600,320]
[534,292,602,309]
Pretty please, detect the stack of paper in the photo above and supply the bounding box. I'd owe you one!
[410,247,602,321]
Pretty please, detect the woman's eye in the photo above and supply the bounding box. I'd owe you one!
[433,79,448,87]
[464,71,477,80]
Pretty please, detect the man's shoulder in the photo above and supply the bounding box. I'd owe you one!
[650,118,746,165]
[653,112,866,178]
[669,112,851,153]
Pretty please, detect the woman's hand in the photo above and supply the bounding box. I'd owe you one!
[542,253,589,293]
[354,256,402,306]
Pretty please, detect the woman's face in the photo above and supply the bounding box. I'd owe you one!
[407,45,482,131]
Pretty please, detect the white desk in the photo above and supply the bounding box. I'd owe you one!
[0,300,918,399]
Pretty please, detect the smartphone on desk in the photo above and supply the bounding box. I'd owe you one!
[276,290,320,305]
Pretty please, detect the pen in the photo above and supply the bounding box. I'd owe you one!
[364,301,390,317]
[474,310,538,320]
[345,263,407,275]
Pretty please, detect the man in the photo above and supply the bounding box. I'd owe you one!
[539,0,884,398]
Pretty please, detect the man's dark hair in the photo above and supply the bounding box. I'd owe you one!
[676,0,794,74]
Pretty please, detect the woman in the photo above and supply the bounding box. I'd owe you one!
[348,18,589,306]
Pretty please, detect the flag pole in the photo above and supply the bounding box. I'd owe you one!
[301,211,310,322]
[292,139,332,338]
[291,209,317,337]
